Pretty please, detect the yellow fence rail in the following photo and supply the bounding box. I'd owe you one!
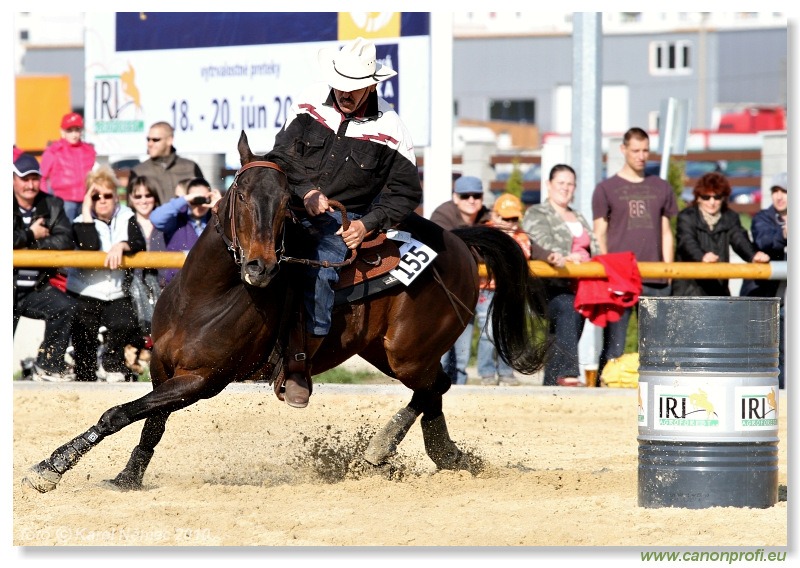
[12,250,786,280]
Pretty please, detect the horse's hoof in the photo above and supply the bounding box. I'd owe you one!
[105,473,143,491]
[347,458,405,481]
[22,463,62,493]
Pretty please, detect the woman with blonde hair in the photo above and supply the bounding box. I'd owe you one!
[66,166,146,382]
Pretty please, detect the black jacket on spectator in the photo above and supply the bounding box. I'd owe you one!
[673,206,758,297]
[13,192,74,290]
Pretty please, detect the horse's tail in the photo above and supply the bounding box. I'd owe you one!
[452,225,550,375]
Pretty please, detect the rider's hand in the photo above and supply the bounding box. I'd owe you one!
[337,220,367,250]
[303,189,334,216]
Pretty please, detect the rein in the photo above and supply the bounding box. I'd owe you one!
[215,160,357,269]
[279,200,358,269]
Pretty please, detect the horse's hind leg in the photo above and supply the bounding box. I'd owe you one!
[364,367,464,470]
[363,406,420,465]
[109,412,170,490]
[412,370,465,471]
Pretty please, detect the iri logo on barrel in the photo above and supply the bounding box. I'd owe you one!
[736,386,779,430]
[654,385,724,431]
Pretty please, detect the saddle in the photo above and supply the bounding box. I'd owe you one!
[333,233,403,305]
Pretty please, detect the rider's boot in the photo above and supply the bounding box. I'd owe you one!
[284,324,324,409]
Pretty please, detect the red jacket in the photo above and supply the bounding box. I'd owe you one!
[574,252,642,327]
[40,139,97,203]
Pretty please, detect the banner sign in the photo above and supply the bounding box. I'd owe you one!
[84,12,431,164]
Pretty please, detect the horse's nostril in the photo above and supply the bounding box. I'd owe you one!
[245,260,267,275]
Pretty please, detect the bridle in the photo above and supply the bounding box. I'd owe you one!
[215,160,357,269]
[216,160,285,266]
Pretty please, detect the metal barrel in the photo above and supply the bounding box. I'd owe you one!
[637,297,780,509]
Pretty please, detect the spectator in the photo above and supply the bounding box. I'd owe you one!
[13,152,77,382]
[479,193,559,386]
[673,171,769,296]
[592,127,678,377]
[266,37,422,407]
[741,172,787,388]
[523,164,599,386]
[66,166,147,382]
[126,176,167,334]
[127,122,205,205]
[39,112,97,222]
[430,175,492,385]
[150,177,222,285]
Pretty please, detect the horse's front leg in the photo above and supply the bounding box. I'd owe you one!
[23,373,220,493]
[108,411,170,491]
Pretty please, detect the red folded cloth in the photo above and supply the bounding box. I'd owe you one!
[574,252,643,327]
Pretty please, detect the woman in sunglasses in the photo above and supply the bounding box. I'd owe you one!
[673,171,769,297]
[66,166,146,382]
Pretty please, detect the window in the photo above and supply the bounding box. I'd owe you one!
[489,99,535,124]
[650,40,692,75]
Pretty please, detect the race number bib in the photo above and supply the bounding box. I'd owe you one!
[389,239,437,286]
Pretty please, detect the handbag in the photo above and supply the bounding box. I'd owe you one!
[127,271,162,334]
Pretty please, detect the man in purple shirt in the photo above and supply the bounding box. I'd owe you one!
[150,177,222,284]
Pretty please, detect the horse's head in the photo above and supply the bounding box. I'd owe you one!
[216,131,290,288]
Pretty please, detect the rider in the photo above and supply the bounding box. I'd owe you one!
[267,37,422,408]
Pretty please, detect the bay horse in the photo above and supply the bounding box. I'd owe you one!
[23,131,549,493]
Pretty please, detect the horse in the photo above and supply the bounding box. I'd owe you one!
[22,131,549,493]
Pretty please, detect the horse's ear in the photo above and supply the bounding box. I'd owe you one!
[238,131,254,166]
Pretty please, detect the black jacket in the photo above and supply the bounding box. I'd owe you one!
[13,191,74,290]
[673,205,758,296]
[740,205,787,299]
[267,84,422,233]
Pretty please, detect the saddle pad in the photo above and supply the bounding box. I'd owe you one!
[334,233,401,290]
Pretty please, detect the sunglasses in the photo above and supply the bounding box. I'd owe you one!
[501,217,520,222]
[146,137,162,143]
[698,194,724,201]
[91,192,115,202]
[131,193,154,199]
[459,193,483,200]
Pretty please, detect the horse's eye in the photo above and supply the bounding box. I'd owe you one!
[237,192,245,201]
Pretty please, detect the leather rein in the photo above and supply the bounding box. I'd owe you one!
[215,160,356,269]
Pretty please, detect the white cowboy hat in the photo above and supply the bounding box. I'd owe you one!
[318,37,397,92]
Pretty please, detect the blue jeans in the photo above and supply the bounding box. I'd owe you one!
[543,288,585,385]
[476,289,514,379]
[598,283,671,375]
[300,211,360,336]
[62,200,81,223]
[442,321,473,385]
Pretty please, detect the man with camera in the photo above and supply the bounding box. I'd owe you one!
[150,177,222,284]
[13,152,77,381]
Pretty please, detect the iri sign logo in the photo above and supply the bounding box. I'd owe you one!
[92,63,145,134]
[736,387,779,431]
[654,385,724,431]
